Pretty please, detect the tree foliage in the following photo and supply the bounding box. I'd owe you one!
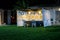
[13,0,28,10]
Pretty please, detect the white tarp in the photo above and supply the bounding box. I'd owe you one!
[42,8,51,27]
[17,11,24,26]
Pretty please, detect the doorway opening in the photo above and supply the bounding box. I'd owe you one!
[11,11,17,25]
[4,10,17,25]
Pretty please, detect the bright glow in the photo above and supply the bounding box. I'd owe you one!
[31,14,35,20]
[22,15,27,20]
[17,10,43,21]
[28,11,31,14]
[37,10,42,14]
[26,14,31,21]
[38,11,41,14]
[58,8,60,11]
[35,13,43,21]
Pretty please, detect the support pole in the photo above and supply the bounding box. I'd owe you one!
[7,10,11,25]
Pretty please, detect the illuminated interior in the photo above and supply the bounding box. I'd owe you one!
[20,9,43,21]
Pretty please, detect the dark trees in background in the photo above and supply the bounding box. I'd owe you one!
[13,0,60,10]
[0,0,60,9]
[13,0,28,10]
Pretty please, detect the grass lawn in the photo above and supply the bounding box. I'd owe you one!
[0,25,60,40]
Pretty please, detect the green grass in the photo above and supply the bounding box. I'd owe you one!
[0,25,60,40]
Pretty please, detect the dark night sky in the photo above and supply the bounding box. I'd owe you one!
[28,0,58,6]
[0,0,60,9]
[0,0,16,9]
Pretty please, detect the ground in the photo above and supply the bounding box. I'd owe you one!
[0,25,60,40]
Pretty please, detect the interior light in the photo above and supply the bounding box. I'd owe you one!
[28,11,31,14]
[58,8,60,11]
[38,11,41,14]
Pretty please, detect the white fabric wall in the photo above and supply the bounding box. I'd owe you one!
[50,9,56,25]
[17,11,24,26]
[42,8,51,27]
[55,11,60,25]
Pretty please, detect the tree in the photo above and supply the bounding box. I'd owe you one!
[13,0,28,10]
